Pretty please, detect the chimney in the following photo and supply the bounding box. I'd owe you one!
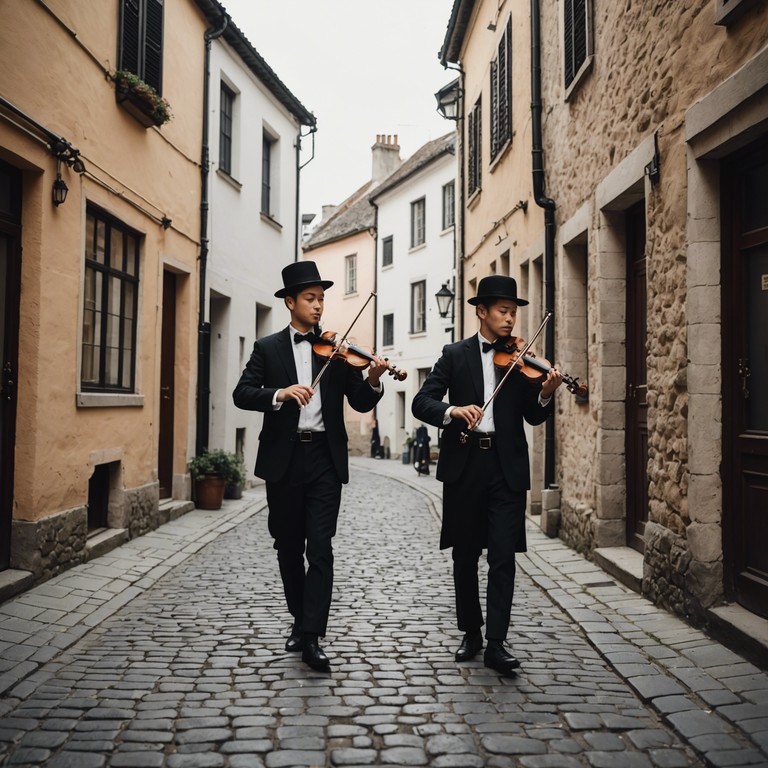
[321,204,338,222]
[371,133,402,182]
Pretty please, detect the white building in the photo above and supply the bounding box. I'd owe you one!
[205,19,316,481]
[371,133,457,460]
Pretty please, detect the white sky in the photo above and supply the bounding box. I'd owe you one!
[220,0,457,220]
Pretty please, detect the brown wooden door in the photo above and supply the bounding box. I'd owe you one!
[158,271,176,499]
[0,162,21,570]
[723,143,768,619]
[626,200,648,553]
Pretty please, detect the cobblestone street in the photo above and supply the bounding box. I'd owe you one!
[0,459,766,767]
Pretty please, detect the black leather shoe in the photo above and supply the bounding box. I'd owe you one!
[484,640,520,675]
[455,630,483,662]
[301,635,330,671]
[285,622,303,652]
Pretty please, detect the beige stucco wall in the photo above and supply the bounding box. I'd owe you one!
[458,0,545,333]
[0,0,204,526]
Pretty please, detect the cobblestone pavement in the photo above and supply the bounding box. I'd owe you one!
[0,458,765,767]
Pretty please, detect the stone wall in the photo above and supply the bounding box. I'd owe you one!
[559,500,596,554]
[11,506,88,581]
[10,481,162,586]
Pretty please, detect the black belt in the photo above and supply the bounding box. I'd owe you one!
[297,431,325,442]
[473,433,495,450]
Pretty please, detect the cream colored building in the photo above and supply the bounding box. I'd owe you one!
[0,0,227,594]
[441,0,768,643]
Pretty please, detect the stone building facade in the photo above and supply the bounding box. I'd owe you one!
[440,0,768,640]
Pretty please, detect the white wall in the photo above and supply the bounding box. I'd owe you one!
[206,36,303,482]
[375,150,457,459]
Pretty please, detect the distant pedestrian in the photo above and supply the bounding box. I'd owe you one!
[233,261,388,670]
[412,275,562,674]
[414,424,430,475]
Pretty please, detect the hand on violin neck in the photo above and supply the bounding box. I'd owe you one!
[277,384,315,407]
[366,355,390,388]
[540,367,563,399]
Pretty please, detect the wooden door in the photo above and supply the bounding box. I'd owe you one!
[626,200,648,553]
[722,143,768,618]
[0,162,21,570]
[158,271,176,499]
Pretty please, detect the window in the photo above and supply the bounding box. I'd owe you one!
[261,133,275,216]
[219,83,234,175]
[564,0,591,90]
[411,198,425,248]
[442,182,455,230]
[82,208,140,392]
[345,254,357,294]
[119,0,164,93]
[383,314,394,346]
[468,97,482,197]
[382,236,393,267]
[411,280,426,334]
[490,18,512,161]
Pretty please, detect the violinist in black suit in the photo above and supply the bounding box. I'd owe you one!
[233,261,387,670]
[412,275,562,674]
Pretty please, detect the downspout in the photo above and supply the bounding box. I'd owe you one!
[196,13,228,457]
[531,0,556,488]
[295,125,317,261]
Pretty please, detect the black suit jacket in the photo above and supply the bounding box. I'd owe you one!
[411,336,553,491]
[233,327,383,484]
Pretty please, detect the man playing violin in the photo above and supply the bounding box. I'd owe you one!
[233,260,389,671]
[412,275,562,675]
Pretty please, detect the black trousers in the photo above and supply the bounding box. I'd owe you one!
[444,440,526,641]
[265,435,342,636]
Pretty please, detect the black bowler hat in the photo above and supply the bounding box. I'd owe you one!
[468,275,529,307]
[274,260,334,298]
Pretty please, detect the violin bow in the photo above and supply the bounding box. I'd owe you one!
[459,311,552,445]
[310,291,376,391]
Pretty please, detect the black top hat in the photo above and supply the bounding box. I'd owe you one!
[467,275,529,307]
[274,261,334,298]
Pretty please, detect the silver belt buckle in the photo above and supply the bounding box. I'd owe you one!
[478,436,492,449]
[298,431,313,442]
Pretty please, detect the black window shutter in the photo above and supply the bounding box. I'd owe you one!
[564,0,587,88]
[120,0,141,75]
[490,60,499,159]
[498,20,510,148]
[144,0,164,93]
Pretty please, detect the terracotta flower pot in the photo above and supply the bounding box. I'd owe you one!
[194,475,226,510]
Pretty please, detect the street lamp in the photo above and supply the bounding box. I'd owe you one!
[52,172,68,206]
[434,78,462,121]
[435,282,455,319]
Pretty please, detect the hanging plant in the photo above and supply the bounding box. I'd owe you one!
[113,70,172,127]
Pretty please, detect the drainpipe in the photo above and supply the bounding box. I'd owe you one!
[531,0,556,488]
[195,14,228,457]
[296,125,317,261]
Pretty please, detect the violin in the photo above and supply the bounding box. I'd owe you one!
[312,331,407,381]
[493,336,588,398]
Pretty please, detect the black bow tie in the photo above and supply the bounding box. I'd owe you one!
[294,332,318,345]
[482,339,508,353]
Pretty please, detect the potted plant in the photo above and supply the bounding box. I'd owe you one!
[224,453,247,500]
[113,70,172,128]
[189,449,229,510]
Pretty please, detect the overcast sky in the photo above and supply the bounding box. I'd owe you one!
[220,0,457,221]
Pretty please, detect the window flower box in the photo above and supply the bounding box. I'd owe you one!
[113,70,172,128]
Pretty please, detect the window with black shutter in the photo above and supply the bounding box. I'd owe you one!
[490,18,512,162]
[467,98,482,198]
[382,236,393,267]
[219,83,234,175]
[119,0,164,93]
[564,0,589,91]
